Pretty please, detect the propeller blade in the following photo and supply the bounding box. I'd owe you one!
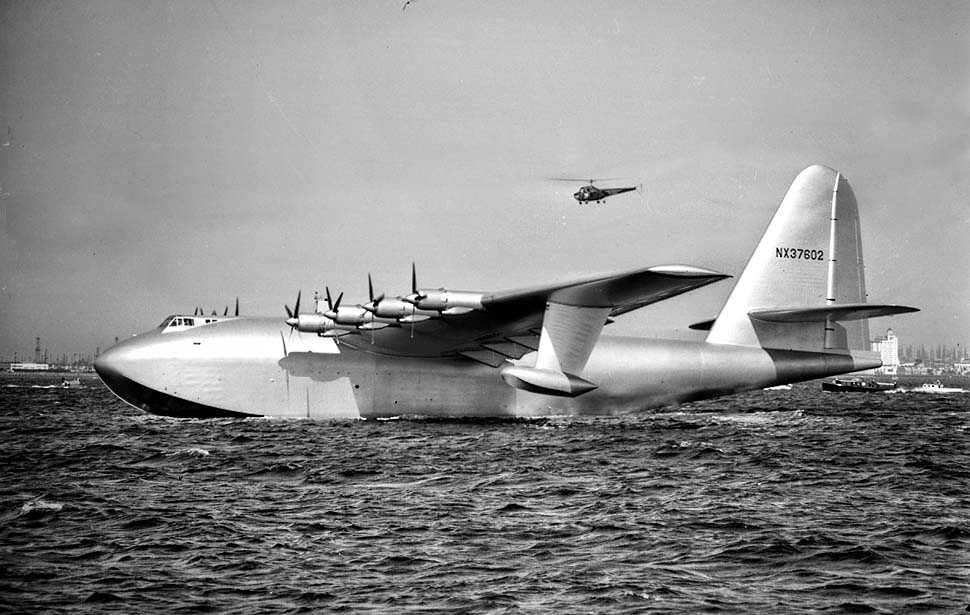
[284,291,302,331]
[235,297,240,316]
[333,292,343,311]
[405,262,428,303]
[366,274,385,307]
[224,306,228,316]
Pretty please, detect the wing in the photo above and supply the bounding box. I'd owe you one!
[327,265,729,394]
[484,264,728,316]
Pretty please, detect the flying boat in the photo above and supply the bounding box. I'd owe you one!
[95,165,917,419]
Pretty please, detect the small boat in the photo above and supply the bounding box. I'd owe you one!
[763,384,792,391]
[822,378,896,393]
[60,378,82,388]
[909,380,965,394]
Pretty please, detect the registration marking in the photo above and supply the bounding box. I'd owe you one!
[775,247,824,261]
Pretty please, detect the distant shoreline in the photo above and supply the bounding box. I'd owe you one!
[1,370,98,380]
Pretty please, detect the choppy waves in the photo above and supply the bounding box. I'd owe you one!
[1,375,968,613]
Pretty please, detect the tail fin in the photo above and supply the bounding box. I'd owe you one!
[707,165,916,351]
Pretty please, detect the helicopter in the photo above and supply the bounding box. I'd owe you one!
[557,178,642,204]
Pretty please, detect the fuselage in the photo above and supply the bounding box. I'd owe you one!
[95,316,879,419]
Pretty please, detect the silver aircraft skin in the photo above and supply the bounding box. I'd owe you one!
[95,165,918,419]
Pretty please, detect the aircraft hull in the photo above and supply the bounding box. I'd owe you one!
[95,317,879,419]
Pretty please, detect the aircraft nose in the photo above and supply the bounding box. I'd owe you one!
[94,342,128,386]
[94,337,147,399]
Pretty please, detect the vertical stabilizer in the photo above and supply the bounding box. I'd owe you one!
[707,165,870,351]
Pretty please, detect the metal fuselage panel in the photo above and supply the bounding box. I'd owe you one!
[96,317,879,419]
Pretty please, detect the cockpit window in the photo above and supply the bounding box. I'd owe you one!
[161,316,196,330]
[160,314,228,333]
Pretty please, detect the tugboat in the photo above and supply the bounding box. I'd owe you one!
[910,380,965,394]
[822,378,896,393]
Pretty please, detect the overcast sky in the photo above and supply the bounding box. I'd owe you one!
[1,0,967,360]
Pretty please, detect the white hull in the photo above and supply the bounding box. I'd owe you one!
[96,317,879,418]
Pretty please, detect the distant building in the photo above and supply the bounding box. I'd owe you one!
[871,328,900,375]
[9,362,50,372]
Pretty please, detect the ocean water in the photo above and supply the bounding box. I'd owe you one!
[1,374,968,614]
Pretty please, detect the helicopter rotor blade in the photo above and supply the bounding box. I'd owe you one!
[551,177,623,184]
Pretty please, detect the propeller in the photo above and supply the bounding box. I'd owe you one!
[408,263,422,337]
[364,274,387,313]
[364,275,385,344]
[284,290,302,332]
[404,262,427,305]
[323,287,343,320]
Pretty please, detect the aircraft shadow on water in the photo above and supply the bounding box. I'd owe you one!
[95,165,918,419]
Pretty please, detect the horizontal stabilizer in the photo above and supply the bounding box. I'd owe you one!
[500,366,598,397]
[749,303,919,323]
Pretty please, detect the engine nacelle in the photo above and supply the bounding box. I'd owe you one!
[406,289,485,312]
[367,297,439,322]
[324,305,370,326]
[291,313,338,334]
